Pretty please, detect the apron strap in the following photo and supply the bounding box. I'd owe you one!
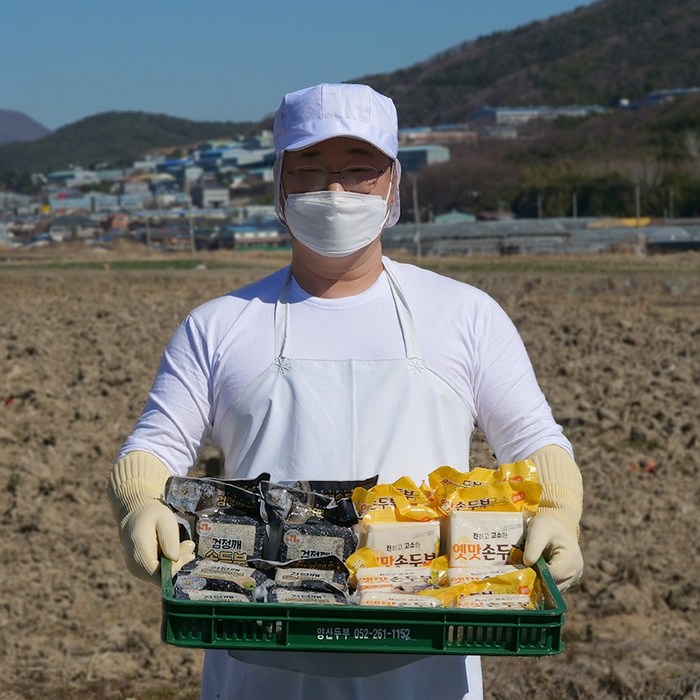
[273,263,423,359]
[274,271,293,357]
[383,262,422,359]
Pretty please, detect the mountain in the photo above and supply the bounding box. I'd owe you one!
[0,109,51,145]
[0,111,254,176]
[362,0,700,127]
[1,0,699,216]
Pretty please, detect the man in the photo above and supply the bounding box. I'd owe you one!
[108,83,583,699]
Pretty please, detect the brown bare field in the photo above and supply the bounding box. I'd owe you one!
[1,244,699,699]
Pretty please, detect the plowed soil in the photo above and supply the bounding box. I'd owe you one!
[1,244,698,699]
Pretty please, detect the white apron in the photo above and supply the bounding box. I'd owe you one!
[202,266,483,700]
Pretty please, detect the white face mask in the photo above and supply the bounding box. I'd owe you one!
[283,190,391,258]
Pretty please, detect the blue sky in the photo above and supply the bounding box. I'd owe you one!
[2,0,597,131]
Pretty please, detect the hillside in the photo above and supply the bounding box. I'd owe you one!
[409,91,700,218]
[0,109,51,145]
[1,0,699,217]
[0,111,254,175]
[363,0,700,127]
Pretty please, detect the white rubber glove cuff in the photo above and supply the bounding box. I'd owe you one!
[107,451,195,584]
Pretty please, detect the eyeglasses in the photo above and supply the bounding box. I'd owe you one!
[285,164,392,194]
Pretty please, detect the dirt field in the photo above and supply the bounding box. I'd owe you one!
[1,244,699,699]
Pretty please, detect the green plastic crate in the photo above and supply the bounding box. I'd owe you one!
[161,557,566,656]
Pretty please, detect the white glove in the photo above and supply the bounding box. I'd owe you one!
[107,450,195,584]
[523,445,584,591]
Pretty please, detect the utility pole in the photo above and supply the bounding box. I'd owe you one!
[412,174,421,258]
[189,197,196,255]
[635,184,646,257]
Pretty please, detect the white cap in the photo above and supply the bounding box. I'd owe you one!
[273,83,399,158]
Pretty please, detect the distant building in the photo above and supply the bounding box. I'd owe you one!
[48,214,101,241]
[217,222,288,250]
[119,177,152,196]
[132,156,164,173]
[242,204,277,223]
[156,157,194,175]
[399,125,477,147]
[191,183,230,209]
[398,145,450,173]
[46,169,83,186]
[643,87,700,105]
[467,105,607,136]
[433,209,476,224]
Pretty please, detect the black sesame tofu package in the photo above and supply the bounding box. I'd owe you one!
[195,512,266,564]
[173,571,254,603]
[260,480,360,527]
[260,481,360,562]
[164,474,269,517]
[178,557,269,594]
[251,555,351,594]
[264,586,349,606]
[277,521,358,563]
[176,588,252,603]
[288,475,379,501]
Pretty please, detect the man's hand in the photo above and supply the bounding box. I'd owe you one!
[107,451,195,584]
[522,445,584,592]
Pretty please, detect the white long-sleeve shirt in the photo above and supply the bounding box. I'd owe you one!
[119,257,571,475]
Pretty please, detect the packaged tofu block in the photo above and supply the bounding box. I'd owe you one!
[358,520,441,567]
[277,521,358,562]
[359,591,442,608]
[448,510,524,567]
[179,558,269,593]
[355,565,440,594]
[173,569,255,602]
[195,512,265,564]
[420,566,541,609]
[165,474,268,517]
[261,481,360,527]
[456,594,535,610]
[448,564,524,585]
[427,460,539,501]
[352,480,440,523]
[259,555,351,593]
[177,588,252,603]
[265,586,348,605]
